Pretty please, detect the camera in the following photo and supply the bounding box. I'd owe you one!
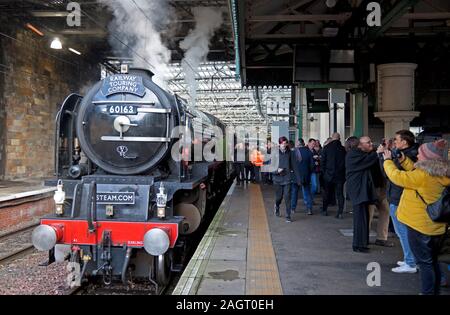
[391,148,402,160]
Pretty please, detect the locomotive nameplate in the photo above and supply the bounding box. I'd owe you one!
[96,192,135,204]
[101,74,146,97]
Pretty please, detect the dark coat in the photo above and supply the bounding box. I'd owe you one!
[321,140,346,183]
[379,144,419,205]
[292,147,314,185]
[345,149,379,205]
[272,149,300,185]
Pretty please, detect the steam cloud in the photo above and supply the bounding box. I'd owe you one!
[98,0,173,86]
[180,7,223,107]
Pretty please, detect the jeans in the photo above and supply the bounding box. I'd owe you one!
[311,173,319,195]
[275,183,291,219]
[389,204,416,267]
[407,226,442,295]
[291,183,313,212]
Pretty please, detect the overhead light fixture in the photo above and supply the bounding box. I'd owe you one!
[68,47,82,55]
[50,37,62,49]
[25,23,44,36]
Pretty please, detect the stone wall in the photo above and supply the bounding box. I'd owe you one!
[0,22,7,179]
[0,19,99,180]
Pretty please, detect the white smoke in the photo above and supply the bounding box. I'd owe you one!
[98,0,173,86]
[180,7,224,107]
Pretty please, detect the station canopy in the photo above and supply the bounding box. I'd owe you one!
[0,0,293,128]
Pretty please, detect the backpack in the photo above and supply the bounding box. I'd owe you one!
[416,187,450,223]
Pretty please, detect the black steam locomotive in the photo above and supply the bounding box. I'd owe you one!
[32,68,233,288]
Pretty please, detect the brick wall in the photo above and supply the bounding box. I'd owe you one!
[0,197,53,230]
[0,18,99,180]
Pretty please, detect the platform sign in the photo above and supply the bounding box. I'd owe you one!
[307,89,329,113]
[101,74,146,97]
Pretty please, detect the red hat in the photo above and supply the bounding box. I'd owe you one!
[418,139,448,161]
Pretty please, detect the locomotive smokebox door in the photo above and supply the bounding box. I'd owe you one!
[76,68,176,175]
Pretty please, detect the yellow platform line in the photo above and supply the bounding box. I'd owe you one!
[246,184,283,295]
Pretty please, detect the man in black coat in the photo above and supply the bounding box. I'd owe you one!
[345,136,379,253]
[320,132,346,218]
[273,136,300,222]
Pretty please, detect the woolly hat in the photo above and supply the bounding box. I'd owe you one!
[418,139,448,161]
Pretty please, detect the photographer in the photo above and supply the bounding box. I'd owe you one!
[376,130,419,273]
[345,136,379,253]
[382,139,450,295]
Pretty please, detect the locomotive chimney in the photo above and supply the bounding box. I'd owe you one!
[129,67,154,81]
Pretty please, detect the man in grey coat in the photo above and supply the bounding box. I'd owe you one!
[273,136,300,222]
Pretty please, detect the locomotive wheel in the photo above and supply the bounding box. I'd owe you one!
[155,253,171,286]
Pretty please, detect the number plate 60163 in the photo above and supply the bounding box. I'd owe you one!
[107,105,137,115]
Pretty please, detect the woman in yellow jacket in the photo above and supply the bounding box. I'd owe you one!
[383,139,450,295]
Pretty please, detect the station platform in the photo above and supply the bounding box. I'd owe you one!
[0,179,55,234]
[174,182,450,295]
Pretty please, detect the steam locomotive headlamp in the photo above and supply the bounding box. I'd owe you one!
[143,228,170,256]
[156,182,167,219]
[53,180,66,215]
[32,225,63,251]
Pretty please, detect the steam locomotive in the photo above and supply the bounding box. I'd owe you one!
[32,68,233,288]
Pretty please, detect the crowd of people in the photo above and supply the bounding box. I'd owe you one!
[233,130,450,295]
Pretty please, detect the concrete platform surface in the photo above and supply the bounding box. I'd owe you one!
[173,181,450,295]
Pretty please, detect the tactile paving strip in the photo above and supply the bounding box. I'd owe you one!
[246,185,283,295]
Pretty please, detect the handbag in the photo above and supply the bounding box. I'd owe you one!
[416,187,450,223]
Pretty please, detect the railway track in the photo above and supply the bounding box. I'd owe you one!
[0,224,38,264]
[67,282,168,295]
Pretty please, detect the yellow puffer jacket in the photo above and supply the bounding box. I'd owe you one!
[384,157,450,236]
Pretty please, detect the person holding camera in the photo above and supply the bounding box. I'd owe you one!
[382,139,450,295]
[377,130,419,273]
[346,136,379,252]
[273,136,300,222]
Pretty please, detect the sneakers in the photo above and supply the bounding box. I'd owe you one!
[391,265,417,273]
[307,209,313,215]
[397,261,406,266]
[285,217,292,223]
